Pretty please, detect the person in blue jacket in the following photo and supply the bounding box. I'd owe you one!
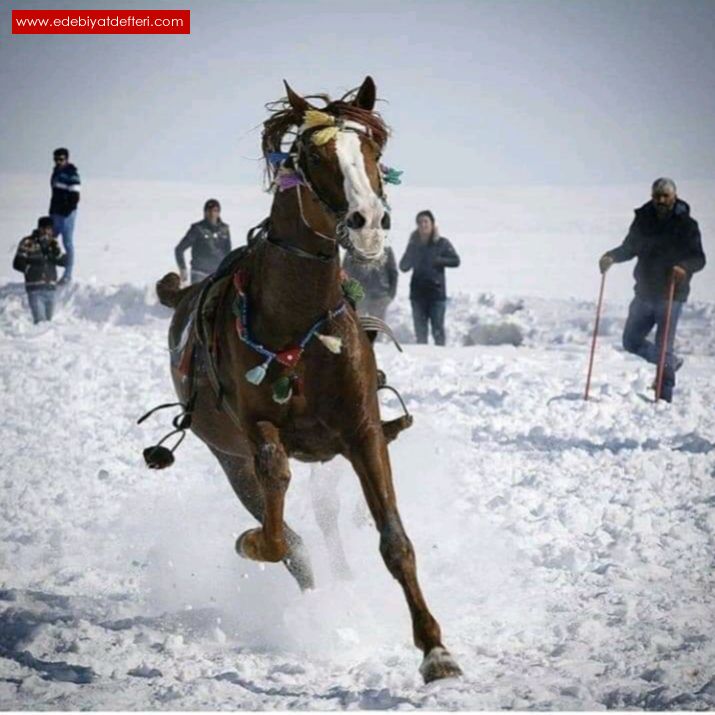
[399,210,460,345]
[49,147,81,285]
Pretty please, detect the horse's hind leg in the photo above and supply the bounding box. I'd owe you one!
[310,458,353,580]
[208,445,314,591]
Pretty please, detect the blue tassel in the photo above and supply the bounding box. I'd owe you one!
[245,361,268,385]
[267,152,291,166]
[382,166,403,185]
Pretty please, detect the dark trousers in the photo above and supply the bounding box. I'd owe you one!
[411,298,447,346]
[622,295,683,400]
[27,288,56,324]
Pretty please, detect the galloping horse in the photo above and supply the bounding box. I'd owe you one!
[154,77,461,683]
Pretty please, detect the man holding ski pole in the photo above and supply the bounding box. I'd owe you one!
[599,178,706,403]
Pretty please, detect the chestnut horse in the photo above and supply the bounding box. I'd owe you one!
[155,77,461,683]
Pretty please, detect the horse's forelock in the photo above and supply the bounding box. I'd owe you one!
[261,90,389,175]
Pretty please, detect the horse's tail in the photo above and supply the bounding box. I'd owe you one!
[156,272,186,309]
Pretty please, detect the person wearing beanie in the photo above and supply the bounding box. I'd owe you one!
[174,199,232,284]
[49,147,81,285]
[399,210,460,346]
[13,216,68,323]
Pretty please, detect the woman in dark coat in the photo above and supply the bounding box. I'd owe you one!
[399,210,460,345]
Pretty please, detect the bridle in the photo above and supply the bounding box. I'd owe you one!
[267,115,389,261]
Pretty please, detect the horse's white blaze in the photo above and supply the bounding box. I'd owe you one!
[334,130,386,259]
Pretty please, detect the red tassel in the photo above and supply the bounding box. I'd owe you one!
[276,346,303,367]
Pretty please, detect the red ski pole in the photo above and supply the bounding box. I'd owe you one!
[584,272,607,401]
[655,274,677,402]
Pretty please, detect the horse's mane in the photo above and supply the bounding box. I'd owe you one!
[262,86,390,171]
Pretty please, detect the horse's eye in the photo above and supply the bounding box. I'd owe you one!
[308,151,321,165]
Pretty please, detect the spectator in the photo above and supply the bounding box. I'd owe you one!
[399,210,460,345]
[13,216,67,324]
[599,177,706,402]
[49,147,80,285]
[342,246,398,321]
[175,199,232,284]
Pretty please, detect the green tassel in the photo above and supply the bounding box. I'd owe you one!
[231,295,243,317]
[272,375,293,404]
[341,278,365,305]
[382,167,403,185]
[245,362,268,385]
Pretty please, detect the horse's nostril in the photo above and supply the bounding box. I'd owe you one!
[346,211,366,230]
[381,213,391,230]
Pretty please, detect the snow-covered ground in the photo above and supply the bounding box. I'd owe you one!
[1,178,714,710]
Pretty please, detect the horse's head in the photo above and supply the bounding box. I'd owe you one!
[267,77,391,263]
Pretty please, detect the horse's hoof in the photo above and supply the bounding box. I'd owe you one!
[235,528,287,562]
[420,647,463,684]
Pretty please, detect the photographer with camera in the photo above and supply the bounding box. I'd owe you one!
[13,216,68,324]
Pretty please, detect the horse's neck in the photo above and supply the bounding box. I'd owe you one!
[250,192,343,341]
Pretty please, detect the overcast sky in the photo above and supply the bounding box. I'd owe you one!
[2,0,715,188]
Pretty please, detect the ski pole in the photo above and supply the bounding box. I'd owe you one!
[584,271,607,401]
[655,274,677,402]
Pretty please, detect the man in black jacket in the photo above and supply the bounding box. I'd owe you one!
[600,178,706,402]
[175,199,232,284]
[13,216,68,323]
[399,210,460,345]
[49,147,81,284]
[342,246,398,321]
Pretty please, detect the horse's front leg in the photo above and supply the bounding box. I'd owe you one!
[347,424,462,683]
[236,421,290,562]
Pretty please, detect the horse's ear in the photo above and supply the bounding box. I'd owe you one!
[353,76,376,111]
[283,80,311,115]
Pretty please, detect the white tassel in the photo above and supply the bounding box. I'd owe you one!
[317,333,342,354]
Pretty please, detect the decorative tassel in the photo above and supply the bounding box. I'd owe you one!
[302,110,335,129]
[341,278,365,305]
[301,110,339,145]
[276,346,303,367]
[312,126,339,146]
[275,171,303,192]
[317,333,342,354]
[245,361,269,385]
[267,151,291,166]
[380,164,403,185]
[272,375,293,404]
